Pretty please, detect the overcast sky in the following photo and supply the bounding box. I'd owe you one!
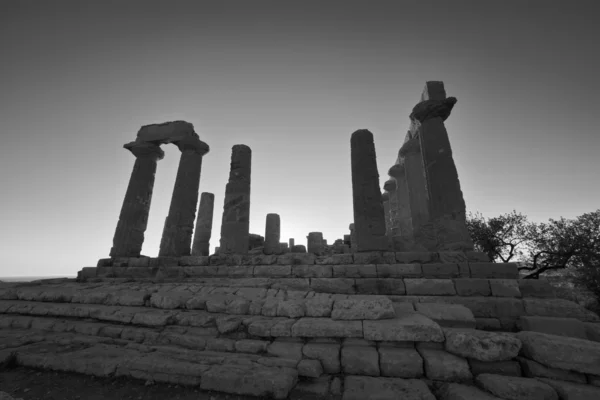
[1,1,598,278]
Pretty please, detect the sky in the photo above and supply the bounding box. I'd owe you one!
[1,1,599,278]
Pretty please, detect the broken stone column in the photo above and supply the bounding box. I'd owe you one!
[399,137,431,249]
[279,243,289,253]
[307,232,324,255]
[110,141,164,258]
[410,83,473,251]
[264,213,281,255]
[350,130,389,251]
[343,234,351,247]
[159,136,210,257]
[292,244,306,253]
[191,192,215,256]
[387,164,414,241]
[219,145,252,254]
[382,192,391,237]
[289,238,295,248]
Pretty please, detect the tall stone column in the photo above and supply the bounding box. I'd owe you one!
[159,136,210,257]
[110,141,164,258]
[382,192,391,237]
[191,192,215,256]
[289,238,295,248]
[387,165,414,240]
[411,88,473,251]
[264,213,281,255]
[350,130,388,251]
[349,223,357,252]
[307,232,324,254]
[219,145,252,254]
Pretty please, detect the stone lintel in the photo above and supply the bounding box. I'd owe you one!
[136,120,196,144]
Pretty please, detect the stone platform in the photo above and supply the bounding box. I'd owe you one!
[1,251,600,399]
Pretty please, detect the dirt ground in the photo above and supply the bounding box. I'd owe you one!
[0,365,278,400]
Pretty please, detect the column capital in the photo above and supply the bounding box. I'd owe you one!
[174,136,210,155]
[409,97,457,123]
[383,179,397,193]
[124,141,165,160]
[388,163,405,179]
[399,137,421,157]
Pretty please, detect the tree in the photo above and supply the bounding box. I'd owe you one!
[466,210,532,263]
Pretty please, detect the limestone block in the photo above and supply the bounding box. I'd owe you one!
[355,278,406,295]
[378,347,423,378]
[518,280,556,298]
[523,298,599,322]
[469,359,522,377]
[538,377,600,400]
[419,348,472,382]
[395,252,437,264]
[291,245,306,253]
[310,278,355,294]
[302,343,341,374]
[376,264,422,278]
[454,279,491,296]
[291,318,362,338]
[248,318,280,337]
[342,376,436,400]
[444,328,521,362]
[341,346,380,376]
[276,300,305,318]
[149,292,192,309]
[216,315,242,334]
[270,319,297,337]
[270,278,310,292]
[518,316,587,339]
[218,265,254,277]
[267,341,303,360]
[476,374,558,400]
[517,330,600,375]
[438,252,468,263]
[489,279,521,297]
[415,303,475,329]
[517,357,586,383]
[131,310,177,326]
[248,255,277,265]
[316,254,353,265]
[253,265,291,278]
[405,279,456,295]
[363,313,444,342]
[585,322,600,342]
[331,296,395,320]
[179,256,210,266]
[437,383,503,400]
[469,262,519,279]
[304,297,333,317]
[353,252,396,265]
[292,376,330,396]
[332,264,377,278]
[97,258,113,267]
[235,339,268,354]
[297,359,323,378]
[291,265,332,278]
[78,267,97,280]
[200,364,297,399]
[422,263,461,278]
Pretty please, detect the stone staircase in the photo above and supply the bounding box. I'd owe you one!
[1,251,600,399]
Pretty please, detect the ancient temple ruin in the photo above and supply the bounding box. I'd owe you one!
[2,82,600,400]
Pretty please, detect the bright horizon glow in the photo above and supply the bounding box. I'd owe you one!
[1,1,599,278]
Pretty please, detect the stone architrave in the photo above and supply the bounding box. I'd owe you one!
[191,192,215,256]
[350,129,389,251]
[159,135,210,257]
[264,214,281,255]
[387,163,414,241]
[382,191,392,237]
[137,120,196,144]
[399,137,432,249]
[411,84,473,251]
[219,145,252,254]
[289,238,295,248]
[307,232,324,255]
[110,141,164,257]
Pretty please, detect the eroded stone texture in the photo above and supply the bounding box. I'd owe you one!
[159,136,210,257]
[387,163,414,246]
[264,214,281,255]
[110,141,164,257]
[382,192,391,237]
[219,145,252,254]
[307,232,324,255]
[191,192,214,256]
[350,130,388,252]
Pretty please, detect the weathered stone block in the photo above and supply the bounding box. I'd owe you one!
[253,265,291,277]
[248,254,278,265]
[422,263,460,278]
[538,377,600,400]
[469,262,518,279]
[363,313,444,342]
[444,328,522,362]
[489,279,521,297]
[310,278,355,294]
[376,264,422,278]
[179,256,209,266]
[277,300,305,318]
[454,279,491,296]
[332,264,377,278]
[353,252,396,265]
[475,374,558,400]
[302,343,341,374]
[518,316,587,339]
[437,383,503,400]
[517,357,586,383]
[378,347,423,378]
[291,265,332,278]
[342,346,380,376]
[297,359,323,378]
[395,252,436,264]
[585,322,600,342]
[405,279,456,295]
[343,376,436,400]
[97,258,113,267]
[419,348,472,382]
[291,318,362,338]
[415,303,475,329]
[331,296,395,320]
[316,254,353,265]
[438,252,468,263]
[305,297,333,317]
[355,278,406,295]
[267,340,303,360]
[468,359,522,377]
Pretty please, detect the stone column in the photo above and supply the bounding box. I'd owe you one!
[387,164,414,239]
[191,192,215,256]
[219,145,252,254]
[159,136,210,257]
[381,191,392,237]
[411,86,473,251]
[110,141,164,258]
[350,130,388,251]
[289,238,295,248]
[349,223,357,252]
[307,232,324,255]
[343,234,351,246]
[264,213,281,255]
[383,180,399,237]
[399,137,431,248]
